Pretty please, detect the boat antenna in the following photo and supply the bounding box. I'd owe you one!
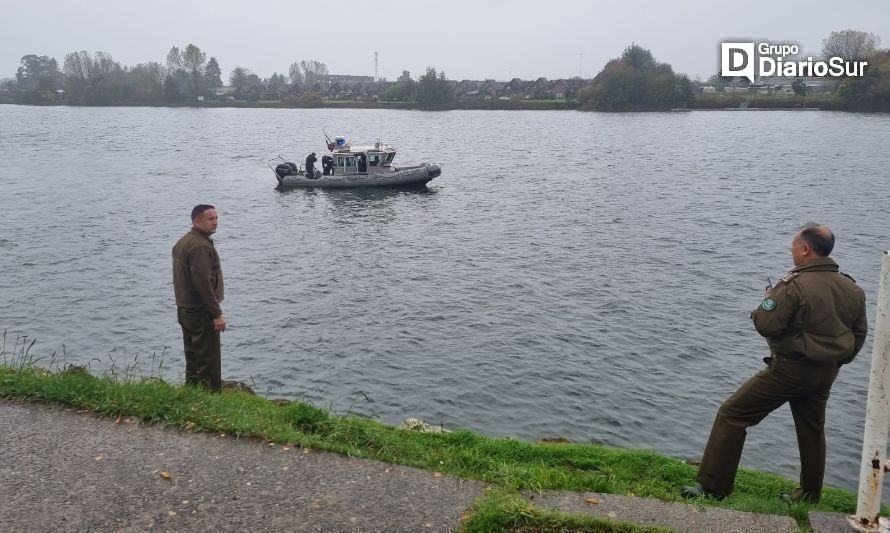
[374,51,385,144]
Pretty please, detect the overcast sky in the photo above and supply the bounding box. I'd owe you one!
[2,0,888,82]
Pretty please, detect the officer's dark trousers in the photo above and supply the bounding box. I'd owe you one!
[697,357,839,500]
[177,307,221,392]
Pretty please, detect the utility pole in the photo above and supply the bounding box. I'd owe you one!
[579,53,583,78]
[374,51,379,82]
[850,251,890,532]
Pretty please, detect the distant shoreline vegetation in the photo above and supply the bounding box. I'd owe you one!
[3,36,889,112]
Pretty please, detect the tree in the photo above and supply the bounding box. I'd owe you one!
[228,66,261,97]
[266,73,288,95]
[838,50,890,110]
[163,74,183,102]
[383,83,407,101]
[229,66,249,91]
[165,44,208,99]
[204,57,223,88]
[383,70,416,101]
[166,46,184,72]
[706,73,735,91]
[61,50,125,104]
[415,67,454,108]
[127,62,165,102]
[288,62,304,84]
[578,44,694,110]
[15,54,61,92]
[791,78,808,96]
[299,60,329,85]
[822,30,881,61]
[181,44,207,98]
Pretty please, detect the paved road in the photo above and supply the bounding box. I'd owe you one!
[0,401,485,532]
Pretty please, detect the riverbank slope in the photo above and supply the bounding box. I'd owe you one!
[0,364,875,531]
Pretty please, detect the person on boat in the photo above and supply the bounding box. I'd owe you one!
[357,154,367,173]
[322,155,334,175]
[305,152,317,178]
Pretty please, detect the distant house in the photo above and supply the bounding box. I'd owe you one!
[479,79,504,99]
[757,76,837,95]
[527,77,549,97]
[548,80,568,99]
[457,79,483,99]
[502,78,528,98]
[321,74,374,83]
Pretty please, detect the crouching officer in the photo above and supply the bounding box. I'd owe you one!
[683,223,867,502]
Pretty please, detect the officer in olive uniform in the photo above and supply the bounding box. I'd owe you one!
[305,152,317,178]
[683,224,867,502]
[172,204,226,392]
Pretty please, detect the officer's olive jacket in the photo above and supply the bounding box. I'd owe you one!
[172,228,225,318]
[751,257,867,365]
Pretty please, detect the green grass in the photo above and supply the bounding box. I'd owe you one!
[0,345,879,531]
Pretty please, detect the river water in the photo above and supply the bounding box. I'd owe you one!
[1,104,888,491]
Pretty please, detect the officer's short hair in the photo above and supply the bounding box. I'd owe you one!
[799,223,834,256]
[191,204,216,221]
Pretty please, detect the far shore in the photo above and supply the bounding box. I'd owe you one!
[1,95,882,113]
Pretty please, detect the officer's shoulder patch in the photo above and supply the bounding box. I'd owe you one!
[842,272,857,282]
[761,297,777,311]
[779,272,799,284]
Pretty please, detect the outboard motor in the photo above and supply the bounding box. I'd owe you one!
[275,162,299,180]
[275,161,299,182]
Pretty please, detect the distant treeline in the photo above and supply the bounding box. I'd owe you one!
[2,32,889,112]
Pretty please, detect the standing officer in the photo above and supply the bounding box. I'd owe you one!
[172,204,226,392]
[683,223,867,502]
[305,152,317,178]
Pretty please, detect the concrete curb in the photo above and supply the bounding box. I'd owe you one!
[524,490,799,532]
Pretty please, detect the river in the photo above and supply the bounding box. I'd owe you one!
[1,104,888,491]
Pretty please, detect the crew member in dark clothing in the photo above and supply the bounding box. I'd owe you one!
[357,154,367,173]
[172,204,226,392]
[305,152,317,178]
[322,154,334,175]
[682,223,867,503]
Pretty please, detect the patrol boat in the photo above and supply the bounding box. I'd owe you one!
[271,136,442,190]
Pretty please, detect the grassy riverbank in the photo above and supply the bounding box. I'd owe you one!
[0,360,871,531]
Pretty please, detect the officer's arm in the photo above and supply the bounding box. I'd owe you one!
[852,289,868,357]
[189,247,223,318]
[751,281,798,338]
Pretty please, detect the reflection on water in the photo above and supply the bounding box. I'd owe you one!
[2,105,890,491]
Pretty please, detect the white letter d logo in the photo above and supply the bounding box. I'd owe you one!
[721,43,755,83]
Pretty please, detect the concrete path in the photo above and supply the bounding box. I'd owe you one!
[0,401,484,532]
[524,490,799,532]
[1,400,813,532]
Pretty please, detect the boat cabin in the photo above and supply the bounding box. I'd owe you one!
[330,143,397,175]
